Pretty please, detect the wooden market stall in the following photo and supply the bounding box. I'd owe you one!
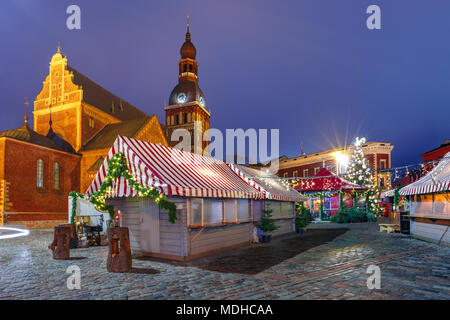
[400,152,450,245]
[295,168,367,220]
[86,136,304,260]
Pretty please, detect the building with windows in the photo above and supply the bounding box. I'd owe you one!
[0,22,211,228]
[277,142,394,189]
[0,116,80,228]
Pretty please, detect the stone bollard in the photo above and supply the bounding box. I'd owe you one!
[48,225,71,260]
[106,227,132,272]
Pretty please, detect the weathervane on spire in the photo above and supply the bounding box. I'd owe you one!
[186,14,190,33]
[24,97,29,123]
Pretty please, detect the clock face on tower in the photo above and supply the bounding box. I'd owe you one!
[198,96,205,107]
[177,92,187,103]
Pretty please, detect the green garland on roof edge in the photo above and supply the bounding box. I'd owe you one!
[298,189,372,198]
[69,152,177,224]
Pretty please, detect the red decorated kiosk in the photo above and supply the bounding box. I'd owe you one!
[295,168,368,220]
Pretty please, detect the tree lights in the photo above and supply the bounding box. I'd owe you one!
[346,137,374,188]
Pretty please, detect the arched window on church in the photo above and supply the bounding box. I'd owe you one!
[175,114,180,125]
[184,113,188,124]
[183,64,187,72]
[37,159,44,187]
[54,162,60,190]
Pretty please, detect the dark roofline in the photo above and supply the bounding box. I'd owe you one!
[67,65,147,121]
[421,140,450,156]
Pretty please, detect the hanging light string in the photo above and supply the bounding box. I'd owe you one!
[247,156,445,181]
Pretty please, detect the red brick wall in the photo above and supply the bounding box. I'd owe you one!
[2,139,80,228]
[35,107,79,151]
[278,159,336,177]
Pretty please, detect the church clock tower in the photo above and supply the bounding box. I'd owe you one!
[165,18,210,155]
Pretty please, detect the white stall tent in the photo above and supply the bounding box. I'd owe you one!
[86,136,303,260]
[400,152,450,245]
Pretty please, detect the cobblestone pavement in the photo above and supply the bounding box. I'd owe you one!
[0,222,449,300]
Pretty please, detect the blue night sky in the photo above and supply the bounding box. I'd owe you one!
[0,0,449,167]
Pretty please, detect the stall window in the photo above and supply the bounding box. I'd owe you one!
[189,198,251,227]
[303,169,308,177]
[266,201,293,219]
[293,170,298,178]
[237,199,251,221]
[54,162,60,190]
[190,199,203,226]
[203,199,223,226]
[281,202,294,218]
[224,200,237,222]
[37,159,44,187]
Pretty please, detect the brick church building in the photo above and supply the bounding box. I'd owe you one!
[0,25,210,228]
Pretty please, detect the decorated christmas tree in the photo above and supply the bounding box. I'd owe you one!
[346,137,374,187]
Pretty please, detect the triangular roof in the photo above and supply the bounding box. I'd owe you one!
[400,152,450,195]
[86,136,265,199]
[0,122,77,154]
[295,167,367,192]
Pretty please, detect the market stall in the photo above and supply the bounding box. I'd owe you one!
[294,168,367,220]
[400,152,450,244]
[86,136,302,260]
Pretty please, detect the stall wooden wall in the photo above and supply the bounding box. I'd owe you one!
[411,221,450,245]
[271,218,295,237]
[188,223,252,258]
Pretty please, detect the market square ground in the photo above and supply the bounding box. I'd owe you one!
[0,223,448,300]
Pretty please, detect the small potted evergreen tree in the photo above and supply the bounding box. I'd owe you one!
[295,202,311,234]
[256,204,278,243]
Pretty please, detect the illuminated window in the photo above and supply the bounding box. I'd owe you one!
[283,172,288,178]
[303,169,308,177]
[380,159,386,170]
[54,162,60,190]
[189,198,250,227]
[37,159,44,187]
[314,167,320,175]
[89,117,95,128]
[293,170,298,177]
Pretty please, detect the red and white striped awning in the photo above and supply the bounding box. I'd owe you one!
[400,152,450,196]
[228,164,306,202]
[86,136,264,199]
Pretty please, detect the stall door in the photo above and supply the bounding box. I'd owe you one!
[140,198,160,253]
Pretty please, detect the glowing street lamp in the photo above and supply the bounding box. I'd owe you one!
[334,151,349,176]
